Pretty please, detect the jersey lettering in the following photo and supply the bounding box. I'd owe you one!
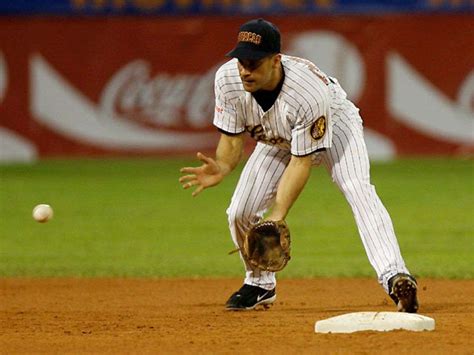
[246,124,286,145]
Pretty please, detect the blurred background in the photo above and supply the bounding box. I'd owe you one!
[0,1,473,278]
[0,0,472,162]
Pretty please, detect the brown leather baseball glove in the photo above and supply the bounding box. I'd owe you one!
[242,220,291,272]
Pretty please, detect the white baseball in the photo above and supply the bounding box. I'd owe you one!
[32,204,53,223]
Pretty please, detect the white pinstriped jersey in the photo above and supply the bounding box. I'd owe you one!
[215,57,410,292]
[213,55,348,156]
[214,55,409,291]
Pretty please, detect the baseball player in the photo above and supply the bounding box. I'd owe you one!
[179,18,419,312]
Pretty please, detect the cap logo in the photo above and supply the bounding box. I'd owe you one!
[237,31,262,45]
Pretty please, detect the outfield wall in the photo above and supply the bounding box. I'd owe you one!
[0,15,472,161]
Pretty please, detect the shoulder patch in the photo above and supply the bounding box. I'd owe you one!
[310,116,326,140]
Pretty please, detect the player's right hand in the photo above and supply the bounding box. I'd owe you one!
[179,152,225,197]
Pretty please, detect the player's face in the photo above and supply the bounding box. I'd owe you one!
[237,54,281,92]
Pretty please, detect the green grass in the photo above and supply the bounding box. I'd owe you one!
[0,158,473,279]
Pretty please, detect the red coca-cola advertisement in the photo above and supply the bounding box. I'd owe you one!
[0,16,472,162]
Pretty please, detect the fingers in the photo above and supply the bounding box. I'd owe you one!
[179,174,204,195]
[179,176,199,190]
[180,167,198,174]
[184,183,196,190]
[197,152,215,166]
[192,185,204,197]
[179,176,205,197]
[178,174,196,184]
[180,153,212,174]
[179,152,214,197]
[196,151,207,161]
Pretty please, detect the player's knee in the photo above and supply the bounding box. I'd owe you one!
[338,179,374,196]
[227,205,252,228]
[227,208,245,226]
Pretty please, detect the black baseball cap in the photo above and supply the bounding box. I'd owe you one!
[226,18,281,60]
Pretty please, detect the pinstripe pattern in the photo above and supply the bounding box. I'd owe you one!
[321,106,409,291]
[214,55,410,292]
[227,143,291,290]
[214,56,332,155]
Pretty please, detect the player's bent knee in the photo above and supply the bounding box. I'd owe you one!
[337,179,375,196]
[227,207,255,230]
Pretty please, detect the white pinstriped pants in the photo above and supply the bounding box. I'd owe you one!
[226,108,410,293]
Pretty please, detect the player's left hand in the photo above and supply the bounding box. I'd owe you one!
[179,152,224,197]
[243,220,291,272]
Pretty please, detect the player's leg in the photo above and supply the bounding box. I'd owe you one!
[227,142,291,291]
[321,106,412,293]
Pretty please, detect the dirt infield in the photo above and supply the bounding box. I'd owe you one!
[1,278,473,354]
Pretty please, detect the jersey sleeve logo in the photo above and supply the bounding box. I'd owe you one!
[310,116,326,140]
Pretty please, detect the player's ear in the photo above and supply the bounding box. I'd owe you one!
[272,54,281,68]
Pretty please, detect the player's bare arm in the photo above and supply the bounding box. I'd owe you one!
[266,154,313,221]
[179,133,245,197]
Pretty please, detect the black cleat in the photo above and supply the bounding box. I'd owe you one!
[225,284,276,311]
[388,273,419,313]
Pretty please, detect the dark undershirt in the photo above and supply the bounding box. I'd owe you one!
[252,66,285,112]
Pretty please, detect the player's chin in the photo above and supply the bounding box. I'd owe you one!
[242,80,258,92]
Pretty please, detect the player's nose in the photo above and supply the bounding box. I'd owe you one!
[239,66,251,77]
